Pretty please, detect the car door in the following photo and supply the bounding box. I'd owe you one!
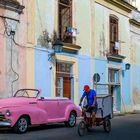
[58,99,69,119]
[38,99,59,122]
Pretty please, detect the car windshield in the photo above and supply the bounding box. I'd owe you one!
[14,89,40,98]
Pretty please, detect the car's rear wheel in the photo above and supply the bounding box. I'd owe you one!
[65,112,76,127]
[13,116,29,134]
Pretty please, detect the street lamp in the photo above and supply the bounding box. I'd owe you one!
[52,39,63,53]
[48,39,63,61]
[125,63,131,70]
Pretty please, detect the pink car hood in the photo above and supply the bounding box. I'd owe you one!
[0,97,36,109]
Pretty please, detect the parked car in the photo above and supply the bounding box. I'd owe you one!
[0,89,81,134]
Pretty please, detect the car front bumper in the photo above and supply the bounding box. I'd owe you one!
[0,121,11,127]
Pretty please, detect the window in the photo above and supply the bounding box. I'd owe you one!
[58,0,72,43]
[109,16,119,54]
[108,69,120,84]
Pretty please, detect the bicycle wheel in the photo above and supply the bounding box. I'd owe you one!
[103,119,111,133]
[77,121,86,136]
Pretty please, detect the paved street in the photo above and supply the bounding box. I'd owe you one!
[0,113,140,140]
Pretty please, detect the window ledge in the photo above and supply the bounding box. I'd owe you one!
[129,19,140,27]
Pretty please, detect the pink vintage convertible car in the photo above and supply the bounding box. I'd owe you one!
[0,89,81,134]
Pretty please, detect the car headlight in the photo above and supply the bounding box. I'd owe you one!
[6,110,11,116]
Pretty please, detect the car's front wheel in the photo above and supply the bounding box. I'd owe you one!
[13,116,29,134]
[65,112,76,127]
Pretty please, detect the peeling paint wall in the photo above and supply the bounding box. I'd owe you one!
[129,7,140,108]
[33,0,94,99]
[93,1,133,112]
[75,0,92,56]
[1,0,139,113]
[0,0,28,98]
[0,9,26,97]
[132,65,140,105]
[0,9,6,98]
[5,12,20,97]
[94,2,130,62]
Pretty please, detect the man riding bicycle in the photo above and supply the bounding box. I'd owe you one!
[79,85,98,125]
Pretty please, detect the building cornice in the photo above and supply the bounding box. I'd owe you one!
[0,0,25,14]
[105,0,137,13]
[129,19,140,28]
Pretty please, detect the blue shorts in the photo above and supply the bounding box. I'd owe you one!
[85,105,98,114]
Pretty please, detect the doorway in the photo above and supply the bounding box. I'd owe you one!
[56,62,73,99]
[108,68,121,112]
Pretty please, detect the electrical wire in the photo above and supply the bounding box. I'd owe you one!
[3,18,11,36]
[1,17,19,96]
[10,35,19,95]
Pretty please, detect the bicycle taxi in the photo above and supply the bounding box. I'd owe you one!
[78,94,113,136]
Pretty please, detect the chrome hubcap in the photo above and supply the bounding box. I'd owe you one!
[69,114,76,126]
[18,118,28,132]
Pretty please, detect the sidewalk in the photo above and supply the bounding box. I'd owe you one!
[113,110,140,117]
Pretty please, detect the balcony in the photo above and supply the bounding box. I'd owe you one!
[62,43,81,53]
[60,26,81,53]
[106,53,126,62]
[0,0,25,14]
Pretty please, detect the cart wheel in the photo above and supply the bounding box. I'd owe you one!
[86,126,91,132]
[103,119,111,133]
[78,121,86,136]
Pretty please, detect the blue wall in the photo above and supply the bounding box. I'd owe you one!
[35,47,52,97]
[94,59,131,107]
[121,63,131,106]
[94,58,107,84]
[34,47,133,109]
[78,55,91,101]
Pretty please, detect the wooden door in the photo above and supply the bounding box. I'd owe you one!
[63,77,71,99]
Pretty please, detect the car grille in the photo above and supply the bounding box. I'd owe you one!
[0,112,6,121]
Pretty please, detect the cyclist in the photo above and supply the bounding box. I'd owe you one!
[79,85,98,125]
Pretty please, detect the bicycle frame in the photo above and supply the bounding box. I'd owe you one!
[82,108,93,127]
